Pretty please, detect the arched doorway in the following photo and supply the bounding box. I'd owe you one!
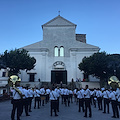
[51,61,67,84]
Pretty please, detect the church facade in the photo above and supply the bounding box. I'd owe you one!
[20,15,100,86]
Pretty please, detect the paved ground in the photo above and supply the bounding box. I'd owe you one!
[0,98,119,120]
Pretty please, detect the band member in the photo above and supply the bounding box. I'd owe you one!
[116,88,120,110]
[92,88,97,108]
[102,89,110,114]
[77,88,84,112]
[73,88,77,103]
[34,87,41,109]
[50,87,58,116]
[96,88,103,110]
[64,87,70,107]
[46,87,50,103]
[11,85,22,120]
[69,89,73,103]
[28,87,34,112]
[55,86,60,112]
[109,89,119,118]
[84,85,92,118]
[60,87,64,104]
[20,87,30,116]
[40,86,45,106]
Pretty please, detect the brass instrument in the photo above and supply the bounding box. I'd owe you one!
[108,76,120,89]
[8,75,23,98]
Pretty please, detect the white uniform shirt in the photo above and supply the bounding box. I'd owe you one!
[11,88,21,100]
[34,89,41,97]
[64,88,69,95]
[73,89,77,95]
[96,90,102,97]
[49,90,58,100]
[69,90,73,95]
[28,89,34,97]
[84,89,91,98]
[77,90,84,99]
[22,88,30,99]
[46,89,50,95]
[102,90,110,99]
[60,88,64,95]
[40,88,45,95]
[109,91,116,101]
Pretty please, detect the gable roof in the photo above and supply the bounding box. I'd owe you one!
[42,15,77,28]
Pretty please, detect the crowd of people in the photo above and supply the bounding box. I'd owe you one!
[10,83,120,120]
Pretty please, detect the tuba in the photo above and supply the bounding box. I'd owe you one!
[8,75,23,98]
[108,76,120,89]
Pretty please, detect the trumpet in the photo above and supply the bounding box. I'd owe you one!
[8,75,23,99]
[108,76,120,89]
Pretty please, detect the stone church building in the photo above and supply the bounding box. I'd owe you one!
[20,15,100,87]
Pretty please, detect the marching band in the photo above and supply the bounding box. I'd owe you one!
[10,84,120,120]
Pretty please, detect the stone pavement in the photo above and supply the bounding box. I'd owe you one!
[0,99,119,120]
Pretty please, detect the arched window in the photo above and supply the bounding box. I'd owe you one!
[54,46,59,56]
[60,46,64,56]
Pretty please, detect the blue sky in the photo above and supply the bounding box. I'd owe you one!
[0,0,120,54]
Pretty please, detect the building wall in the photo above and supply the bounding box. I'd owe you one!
[20,15,100,84]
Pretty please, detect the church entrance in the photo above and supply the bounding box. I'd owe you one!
[51,70,67,84]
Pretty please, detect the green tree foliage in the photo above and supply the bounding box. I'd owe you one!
[0,49,36,76]
[107,54,120,80]
[79,52,109,79]
[78,52,120,87]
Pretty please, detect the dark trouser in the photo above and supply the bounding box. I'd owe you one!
[103,98,109,113]
[29,97,33,111]
[61,95,64,104]
[90,95,93,105]
[78,98,84,112]
[20,98,29,116]
[40,95,45,106]
[111,100,119,117]
[84,98,92,117]
[51,100,57,116]
[93,96,97,107]
[69,94,73,103]
[34,97,40,109]
[46,94,49,103]
[74,94,77,102]
[56,97,59,112]
[11,99,21,120]
[97,97,103,110]
[64,95,70,106]
[118,102,120,110]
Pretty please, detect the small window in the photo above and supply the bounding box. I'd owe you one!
[54,46,59,56]
[60,46,64,56]
[29,73,35,82]
[2,72,6,77]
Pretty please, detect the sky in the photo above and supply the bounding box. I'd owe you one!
[0,0,120,54]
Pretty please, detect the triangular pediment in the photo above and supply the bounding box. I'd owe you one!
[42,15,77,27]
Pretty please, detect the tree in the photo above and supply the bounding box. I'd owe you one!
[0,49,36,76]
[107,54,120,80]
[78,52,110,87]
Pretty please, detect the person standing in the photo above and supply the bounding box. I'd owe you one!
[28,87,34,112]
[50,87,58,116]
[34,88,41,109]
[20,87,30,117]
[84,85,92,118]
[77,88,84,112]
[46,87,50,103]
[40,86,45,106]
[11,86,22,120]
[96,88,103,110]
[109,89,119,118]
[55,86,60,112]
[102,89,110,114]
